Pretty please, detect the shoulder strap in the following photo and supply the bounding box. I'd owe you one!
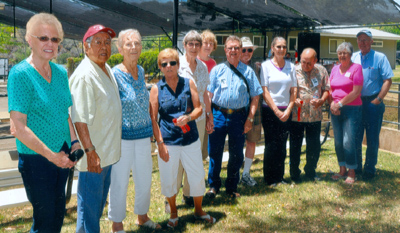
[228,63,250,98]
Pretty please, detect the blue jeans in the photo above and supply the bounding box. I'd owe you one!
[356,99,385,175]
[208,108,246,193]
[76,165,112,233]
[331,105,362,169]
[18,142,70,233]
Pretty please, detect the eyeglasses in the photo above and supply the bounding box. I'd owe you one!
[31,35,61,44]
[187,42,201,48]
[337,52,349,56]
[357,38,371,43]
[161,61,177,68]
[275,45,287,49]
[242,48,253,53]
[226,46,240,51]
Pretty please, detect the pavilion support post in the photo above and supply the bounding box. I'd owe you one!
[172,0,178,48]
[50,0,53,13]
[13,0,15,38]
[232,18,235,34]
[263,30,267,60]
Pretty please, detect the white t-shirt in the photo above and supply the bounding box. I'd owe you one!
[260,59,297,107]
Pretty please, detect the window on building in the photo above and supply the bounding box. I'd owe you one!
[288,36,297,52]
[372,40,383,47]
[253,36,267,47]
[216,35,229,46]
[329,39,345,54]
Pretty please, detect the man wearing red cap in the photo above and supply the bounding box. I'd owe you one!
[69,25,122,233]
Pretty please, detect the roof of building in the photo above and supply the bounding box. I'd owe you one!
[317,27,400,40]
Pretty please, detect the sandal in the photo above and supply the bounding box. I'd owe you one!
[332,173,347,181]
[167,217,179,228]
[137,219,161,230]
[345,176,356,184]
[194,214,216,224]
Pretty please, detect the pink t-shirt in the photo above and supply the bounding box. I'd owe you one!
[329,63,363,106]
[198,57,217,73]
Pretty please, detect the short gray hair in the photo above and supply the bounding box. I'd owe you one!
[337,42,353,56]
[224,35,242,48]
[118,29,142,48]
[183,30,202,46]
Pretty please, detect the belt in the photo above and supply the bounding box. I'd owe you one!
[212,103,246,114]
[361,93,379,102]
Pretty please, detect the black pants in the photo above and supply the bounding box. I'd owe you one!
[18,142,70,233]
[262,106,291,185]
[289,121,321,179]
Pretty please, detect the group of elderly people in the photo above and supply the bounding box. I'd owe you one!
[8,12,392,232]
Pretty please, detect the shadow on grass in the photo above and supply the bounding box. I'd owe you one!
[124,211,226,232]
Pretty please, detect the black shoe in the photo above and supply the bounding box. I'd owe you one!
[183,195,194,206]
[362,172,375,181]
[205,188,218,199]
[291,176,302,183]
[226,190,240,198]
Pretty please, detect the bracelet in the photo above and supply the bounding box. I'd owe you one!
[157,141,164,145]
[247,117,254,123]
[187,114,192,121]
[71,139,79,147]
[84,145,95,153]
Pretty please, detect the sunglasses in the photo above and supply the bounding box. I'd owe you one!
[161,61,177,68]
[31,35,62,44]
[242,48,253,53]
[275,45,287,49]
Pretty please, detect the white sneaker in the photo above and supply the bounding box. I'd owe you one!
[241,173,257,186]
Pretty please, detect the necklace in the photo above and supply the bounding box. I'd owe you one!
[27,56,51,80]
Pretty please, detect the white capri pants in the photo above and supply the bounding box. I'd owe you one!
[108,138,153,222]
[158,139,205,198]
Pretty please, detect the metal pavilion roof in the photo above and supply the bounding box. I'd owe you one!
[0,0,399,40]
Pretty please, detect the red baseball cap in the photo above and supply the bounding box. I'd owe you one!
[83,24,116,42]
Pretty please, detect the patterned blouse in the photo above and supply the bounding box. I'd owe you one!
[291,63,330,122]
[179,55,210,121]
[113,65,153,140]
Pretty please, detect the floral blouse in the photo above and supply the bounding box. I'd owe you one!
[292,63,330,122]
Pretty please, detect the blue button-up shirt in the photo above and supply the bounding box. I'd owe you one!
[208,61,263,109]
[351,50,393,97]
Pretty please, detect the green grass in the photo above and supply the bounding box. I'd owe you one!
[392,65,400,83]
[1,140,400,232]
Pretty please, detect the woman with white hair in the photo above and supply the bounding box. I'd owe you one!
[175,30,210,206]
[8,13,80,232]
[329,42,363,184]
[108,29,160,232]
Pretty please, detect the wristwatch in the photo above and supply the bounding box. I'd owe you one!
[376,96,383,102]
[206,112,212,117]
[247,117,254,123]
[338,102,343,108]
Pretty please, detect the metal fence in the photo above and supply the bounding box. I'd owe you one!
[384,82,400,130]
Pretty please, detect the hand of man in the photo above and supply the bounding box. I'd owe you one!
[206,113,215,134]
[87,150,103,173]
[371,98,381,105]
[243,119,253,134]
[310,98,324,109]
[294,98,303,107]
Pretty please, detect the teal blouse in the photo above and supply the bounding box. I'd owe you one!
[8,60,72,154]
